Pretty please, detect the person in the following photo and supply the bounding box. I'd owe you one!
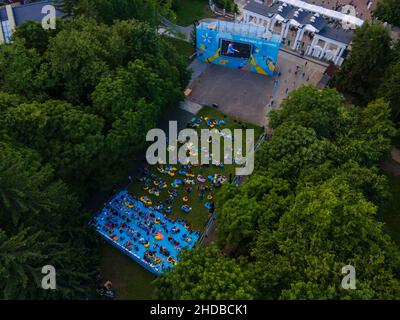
[209,202,215,214]
[227,42,240,55]
[104,280,113,290]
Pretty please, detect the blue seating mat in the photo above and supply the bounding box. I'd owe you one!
[93,191,199,275]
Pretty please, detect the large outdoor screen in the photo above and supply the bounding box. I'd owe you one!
[220,40,252,59]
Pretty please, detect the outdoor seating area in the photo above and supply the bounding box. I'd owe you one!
[96,107,262,279]
[93,191,200,275]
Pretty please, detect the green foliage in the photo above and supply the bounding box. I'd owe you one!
[0,6,190,299]
[256,123,331,181]
[217,174,292,250]
[214,0,239,13]
[0,229,50,299]
[12,20,63,54]
[334,99,396,166]
[0,17,189,192]
[252,181,400,299]
[0,91,25,114]
[1,100,104,191]
[331,23,392,102]
[153,246,255,299]
[76,0,175,25]
[269,86,343,138]
[0,39,45,100]
[0,142,99,299]
[0,141,74,231]
[378,60,400,123]
[374,0,400,26]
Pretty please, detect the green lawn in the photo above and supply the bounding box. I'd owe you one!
[174,0,213,26]
[381,175,400,245]
[101,243,156,300]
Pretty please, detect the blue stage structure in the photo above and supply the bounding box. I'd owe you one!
[92,191,200,275]
[196,20,281,76]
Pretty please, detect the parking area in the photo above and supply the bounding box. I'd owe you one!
[187,49,327,127]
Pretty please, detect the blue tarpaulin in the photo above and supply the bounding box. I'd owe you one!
[92,191,199,275]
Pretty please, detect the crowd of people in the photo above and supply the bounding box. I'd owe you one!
[93,191,200,274]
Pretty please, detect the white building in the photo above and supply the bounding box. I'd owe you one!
[242,0,363,65]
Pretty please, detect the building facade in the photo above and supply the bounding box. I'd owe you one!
[242,0,363,65]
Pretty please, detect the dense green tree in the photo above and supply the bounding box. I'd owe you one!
[332,23,392,102]
[334,99,396,166]
[252,181,400,299]
[213,85,399,300]
[153,246,255,299]
[0,0,191,301]
[43,19,111,104]
[0,39,45,100]
[297,161,390,207]
[0,229,51,299]
[217,174,292,250]
[378,60,400,123]
[1,100,104,191]
[0,141,74,231]
[269,86,343,138]
[0,91,25,114]
[12,20,63,54]
[77,0,175,25]
[92,60,165,122]
[256,123,331,182]
[55,0,79,17]
[374,0,400,26]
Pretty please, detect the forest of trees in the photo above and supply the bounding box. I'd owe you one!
[0,0,190,299]
[154,86,400,299]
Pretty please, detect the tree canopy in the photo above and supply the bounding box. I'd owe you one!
[331,23,392,103]
[0,6,190,299]
[153,246,255,299]
[374,0,400,27]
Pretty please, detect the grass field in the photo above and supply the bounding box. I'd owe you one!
[381,175,400,245]
[101,244,155,300]
[174,0,212,26]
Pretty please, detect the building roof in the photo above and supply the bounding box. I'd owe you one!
[12,0,64,25]
[0,7,7,21]
[307,14,326,30]
[244,0,356,44]
[280,0,364,27]
[244,0,363,27]
[318,26,354,44]
[243,1,276,17]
